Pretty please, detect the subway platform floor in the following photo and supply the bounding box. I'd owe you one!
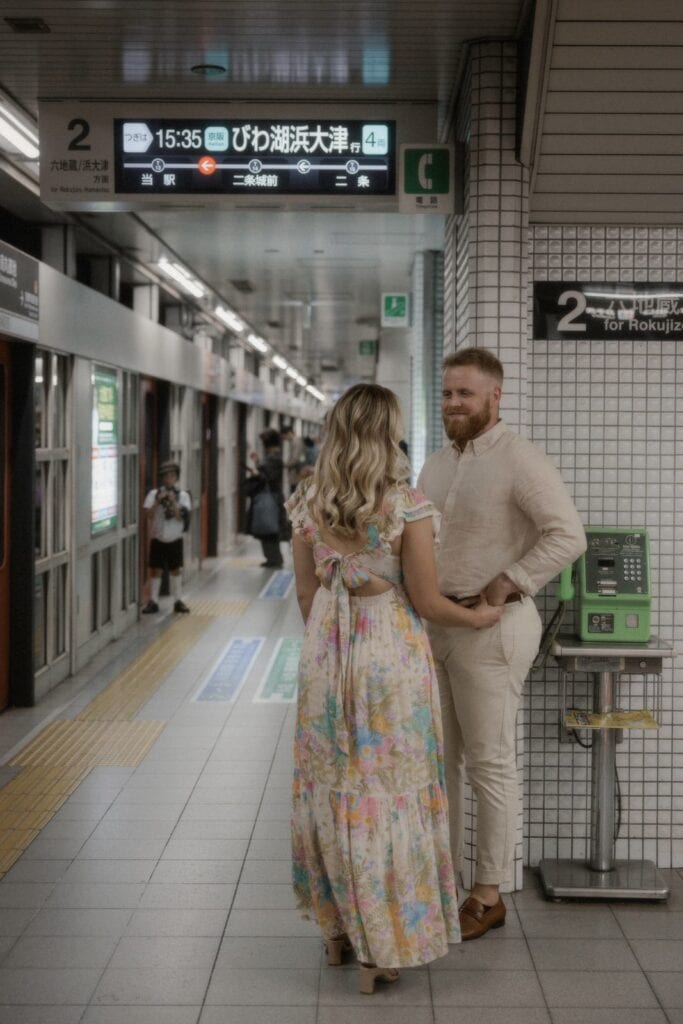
[0,542,682,1024]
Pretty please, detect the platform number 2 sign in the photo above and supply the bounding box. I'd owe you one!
[67,118,91,151]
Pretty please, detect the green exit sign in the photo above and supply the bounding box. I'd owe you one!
[381,293,409,327]
[358,339,376,356]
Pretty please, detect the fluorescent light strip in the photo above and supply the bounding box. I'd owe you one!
[247,332,269,353]
[0,108,39,159]
[285,366,299,380]
[272,355,288,370]
[157,256,205,299]
[306,384,326,402]
[215,305,245,333]
[295,373,307,386]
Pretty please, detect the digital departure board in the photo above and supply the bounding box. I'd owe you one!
[113,119,395,196]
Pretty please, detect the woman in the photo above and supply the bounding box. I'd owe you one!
[248,427,288,567]
[286,383,503,994]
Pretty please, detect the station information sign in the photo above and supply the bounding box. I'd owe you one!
[39,102,436,210]
[114,119,395,196]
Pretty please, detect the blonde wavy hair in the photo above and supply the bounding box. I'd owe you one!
[307,383,410,539]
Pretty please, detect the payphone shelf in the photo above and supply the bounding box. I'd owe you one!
[552,634,674,662]
[564,708,658,731]
[540,634,674,902]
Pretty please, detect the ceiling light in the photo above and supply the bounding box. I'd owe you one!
[272,355,288,370]
[0,104,39,159]
[285,366,299,381]
[4,16,50,33]
[306,384,326,402]
[247,332,269,354]
[191,63,228,77]
[214,305,244,332]
[295,373,307,387]
[157,256,205,299]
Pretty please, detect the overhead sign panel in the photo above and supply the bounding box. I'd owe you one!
[39,102,436,211]
[115,118,394,196]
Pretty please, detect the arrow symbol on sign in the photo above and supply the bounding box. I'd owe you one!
[198,155,217,175]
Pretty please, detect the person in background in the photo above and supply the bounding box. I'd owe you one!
[286,383,503,994]
[281,424,305,494]
[249,427,287,568]
[302,434,319,468]
[418,347,586,940]
[142,460,191,614]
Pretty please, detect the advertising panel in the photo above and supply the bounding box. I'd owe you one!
[91,366,118,534]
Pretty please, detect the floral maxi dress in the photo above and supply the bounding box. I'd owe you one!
[286,482,461,968]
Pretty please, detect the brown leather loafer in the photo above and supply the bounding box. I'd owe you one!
[459,895,506,941]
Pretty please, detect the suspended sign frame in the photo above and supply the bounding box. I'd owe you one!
[39,101,437,211]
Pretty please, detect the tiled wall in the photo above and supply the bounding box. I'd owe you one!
[527,225,683,869]
[444,39,530,890]
[444,46,683,879]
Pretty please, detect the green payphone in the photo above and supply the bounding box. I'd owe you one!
[559,528,651,643]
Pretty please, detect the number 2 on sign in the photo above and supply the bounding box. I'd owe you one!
[67,118,91,151]
[557,290,587,332]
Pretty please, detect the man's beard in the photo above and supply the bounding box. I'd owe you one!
[443,397,492,446]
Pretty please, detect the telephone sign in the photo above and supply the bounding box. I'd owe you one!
[399,143,459,214]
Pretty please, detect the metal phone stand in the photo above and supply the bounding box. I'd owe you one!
[538,634,674,901]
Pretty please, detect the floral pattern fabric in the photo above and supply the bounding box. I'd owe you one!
[286,482,460,968]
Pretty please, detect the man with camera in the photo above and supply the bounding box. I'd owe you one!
[142,460,191,614]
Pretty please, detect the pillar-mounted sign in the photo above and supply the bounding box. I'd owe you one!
[381,293,410,328]
[534,281,683,341]
[398,143,461,215]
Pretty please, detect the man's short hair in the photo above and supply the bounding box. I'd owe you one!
[442,347,504,384]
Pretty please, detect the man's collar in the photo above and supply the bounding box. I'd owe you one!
[452,418,508,456]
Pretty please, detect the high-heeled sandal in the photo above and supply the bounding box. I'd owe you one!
[324,934,352,966]
[359,963,400,994]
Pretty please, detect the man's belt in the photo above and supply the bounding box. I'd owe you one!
[446,592,522,605]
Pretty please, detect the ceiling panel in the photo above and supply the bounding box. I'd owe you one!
[529,0,683,224]
[1,0,524,387]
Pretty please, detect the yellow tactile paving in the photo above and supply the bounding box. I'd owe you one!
[185,598,250,617]
[0,613,213,877]
[10,720,166,769]
[79,615,211,722]
[226,556,263,568]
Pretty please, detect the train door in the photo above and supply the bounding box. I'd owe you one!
[199,393,218,558]
[139,378,158,603]
[0,341,9,710]
[236,401,248,533]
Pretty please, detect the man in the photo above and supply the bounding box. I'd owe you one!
[142,460,191,614]
[418,348,585,940]
[281,425,305,494]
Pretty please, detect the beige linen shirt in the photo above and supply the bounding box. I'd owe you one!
[417,420,586,598]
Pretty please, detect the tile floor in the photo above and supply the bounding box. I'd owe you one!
[0,549,682,1024]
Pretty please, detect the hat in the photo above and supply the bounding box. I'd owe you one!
[159,460,180,477]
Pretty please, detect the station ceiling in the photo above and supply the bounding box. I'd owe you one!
[3,1,682,393]
[0,0,526,392]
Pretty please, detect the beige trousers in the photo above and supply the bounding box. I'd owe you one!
[429,597,542,886]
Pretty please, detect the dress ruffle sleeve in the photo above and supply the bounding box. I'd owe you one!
[383,485,440,543]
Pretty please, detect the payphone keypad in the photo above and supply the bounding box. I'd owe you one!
[586,533,648,596]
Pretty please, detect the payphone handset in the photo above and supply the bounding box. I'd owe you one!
[559,528,651,643]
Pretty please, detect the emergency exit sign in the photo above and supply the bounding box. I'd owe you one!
[398,143,460,214]
[381,293,409,327]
